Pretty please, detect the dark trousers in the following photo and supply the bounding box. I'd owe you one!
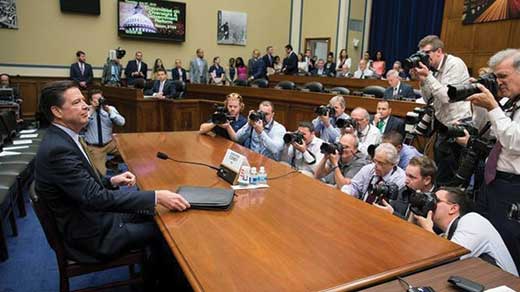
[477,176,520,272]
[434,133,463,185]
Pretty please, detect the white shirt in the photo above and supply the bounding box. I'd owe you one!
[421,54,471,125]
[337,58,352,71]
[281,136,325,175]
[487,100,520,174]
[137,60,141,72]
[341,163,406,200]
[298,61,308,73]
[353,69,374,79]
[447,213,518,276]
[357,124,382,155]
[393,81,401,97]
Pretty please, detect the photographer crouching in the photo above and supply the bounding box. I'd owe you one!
[281,122,325,177]
[199,93,247,141]
[83,89,126,176]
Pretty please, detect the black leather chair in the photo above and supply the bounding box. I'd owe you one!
[302,82,324,92]
[362,85,386,98]
[0,178,18,262]
[329,87,350,95]
[275,80,296,90]
[29,182,145,292]
[249,78,269,88]
[233,79,248,87]
[171,80,186,99]
[414,89,422,100]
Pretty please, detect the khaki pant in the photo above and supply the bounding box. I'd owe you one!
[86,140,119,176]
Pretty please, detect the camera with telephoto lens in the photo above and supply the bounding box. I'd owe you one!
[409,191,437,218]
[283,131,304,144]
[372,182,399,204]
[211,105,231,124]
[449,135,494,187]
[335,118,357,129]
[97,96,106,107]
[413,106,434,137]
[508,203,520,222]
[315,105,336,116]
[447,73,499,103]
[320,142,343,155]
[439,122,479,139]
[402,51,430,71]
[249,110,267,123]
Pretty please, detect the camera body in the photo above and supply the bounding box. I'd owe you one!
[249,110,267,124]
[97,96,106,107]
[115,47,126,59]
[372,182,399,204]
[335,117,357,129]
[315,105,335,117]
[320,142,343,155]
[283,131,304,144]
[447,73,498,103]
[211,105,231,125]
[450,136,494,187]
[403,51,430,70]
[409,191,437,217]
[440,122,478,139]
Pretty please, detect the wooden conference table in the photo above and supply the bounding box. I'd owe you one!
[115,132,467,292]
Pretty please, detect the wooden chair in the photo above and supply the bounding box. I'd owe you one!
[29,182,145,292]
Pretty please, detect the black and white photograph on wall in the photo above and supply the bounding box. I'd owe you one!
[217,10,247,45]
[0,0,18,29]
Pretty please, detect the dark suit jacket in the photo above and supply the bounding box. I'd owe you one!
[383,82,415,100]
[69,62,93,84]
[34,125,155,262]
[283,52,298,75]
[324,62,336,77]
[172,67,187,82]
[145,80,176,99]
[262,54,274,68]
[310,67,328,77]
[250,58,266,80]
[124,60,148,84]
[383,115,405,136]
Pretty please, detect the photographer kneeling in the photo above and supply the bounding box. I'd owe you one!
[312,95,350,143]
[199,93,247,141]
[281,122,324,176]
[411,187,518,276]
[314,133,370,189]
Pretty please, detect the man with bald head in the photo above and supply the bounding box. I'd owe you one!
[353,59,374,79]
[350,107,382,155]
[189,48,208,84]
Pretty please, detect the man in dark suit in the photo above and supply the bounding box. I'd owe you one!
[171,59,188,82]
[249,49,266,81]
[69,50,93,89]
[35,80,190,265]
[124,51,148,86]
[372,100,405,137]
[262,46,275,69]
[310,59,328,76]
[282,44,298,75]
[383,69,416,100]
[145,69,176,99]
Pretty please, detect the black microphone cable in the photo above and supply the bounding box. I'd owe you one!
[156,152,219,170]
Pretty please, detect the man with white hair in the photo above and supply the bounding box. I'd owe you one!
[341,143,405,203]
[350,107,382,155]
[383,70,415,100]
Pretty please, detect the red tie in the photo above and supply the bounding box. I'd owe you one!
[484,142,502,184]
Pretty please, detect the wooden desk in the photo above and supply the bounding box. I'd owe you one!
[268,74,420,90]
[360,258,520,291]
[115,132,467,292]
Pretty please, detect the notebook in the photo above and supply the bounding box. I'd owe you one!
[176,186,234,211]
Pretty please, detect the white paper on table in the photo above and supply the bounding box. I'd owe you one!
[12,140,33,145]
[3,145,30,150]
[0,151,21,157]
[231,184,269,190]
[19,129,38,134]
[485,286,517,292]
[19,134,38,139]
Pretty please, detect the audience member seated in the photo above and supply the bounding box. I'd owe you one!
[324,53,336,77]
[372,100,405,136]
[310,59,328,77]
[312,95,350,143]
[145,69,176,99]
[209,56,226,85]
[382,131,422,170]
[336,49,351,77]
[282,44,298,75]
[375,156,436,218]
[124,51,148,86]
[350,107,381,155]
[371,51,386,77]
[363,51,374,69]
[236,100,286,161]
[235,57,248,81]
[412,187,518,276]
[227,57,236,82]
[199,93,247,140]
[0,73,22,118]
[273,55,283,73]
[281,122,324,176]
[189,48,209,84]
[172,59,188,82]
[83,89,126,176]
[392,61,409,80]
[353,59,374,79]
[297,53,309,75]
[341,143,406,202]
[383,70,415,100]
[315,133,370,189]
[101,53,123,87]
[69,50,93,89]
[249,49,266,81]
[151,58,166,80]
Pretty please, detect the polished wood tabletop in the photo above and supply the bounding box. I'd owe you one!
[115,132,467,292]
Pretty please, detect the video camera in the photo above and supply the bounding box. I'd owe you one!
[320,142,343,155]
[283,131,304,144]
[315,105,335,117]
[372,182,399,205]
[402,51,430,71]
[335,117,357,129]
[211,104,232,124]
[447,73,499,103]
[249,110,267,124]
[409,191,437,218]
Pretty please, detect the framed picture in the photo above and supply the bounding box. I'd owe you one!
[463,0,520,24]
[0,0,18,29]
[217,10,247,46]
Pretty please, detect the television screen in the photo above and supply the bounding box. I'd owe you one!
[60,0,100,15]
[118,0,186,42]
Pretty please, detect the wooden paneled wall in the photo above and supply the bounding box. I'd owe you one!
[441,0,520,76]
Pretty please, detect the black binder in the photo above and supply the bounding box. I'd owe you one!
[176,186,234,210]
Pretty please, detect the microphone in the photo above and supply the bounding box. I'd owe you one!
[156,151,219,170]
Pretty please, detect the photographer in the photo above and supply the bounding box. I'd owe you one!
[341,143,405,202]
[312,95,350,143]
[315,133,370,189]
[199,93,247,141]
[281,122,324,176]
[235,100,286,161]
[350,107,382,155]
[382,131,422,169]
[412,187,518,276]
[410,35,471,185]
[83,89,126,176]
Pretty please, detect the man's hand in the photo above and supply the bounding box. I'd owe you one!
[413,210,435,233]
[328,152,339,167]
[156,92,165,99]
[110,171,136,187]
[253,119,264,134]
[292,141,307,153]
[373,113,381,125]
[217,122,231,129]
[319,112,330,127]
[411,62,430,81]
[156,190,190,211]
[79,81,87,88]
[103,105,111,113]
[455,129,470,146]
[373,199,394,214]
[467,83,499,111]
